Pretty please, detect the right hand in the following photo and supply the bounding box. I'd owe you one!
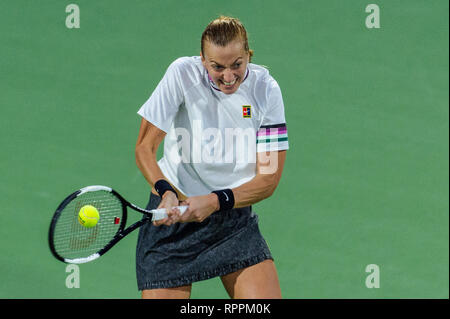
[153,191,183,226]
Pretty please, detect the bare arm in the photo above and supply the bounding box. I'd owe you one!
[135,118,167,188]
[135,118,185,225]
[232,150,287,208]
[178,150,287,223]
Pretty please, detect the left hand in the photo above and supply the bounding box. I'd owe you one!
[178,193,219,223]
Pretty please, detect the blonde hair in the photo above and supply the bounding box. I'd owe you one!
[201,16,254,62]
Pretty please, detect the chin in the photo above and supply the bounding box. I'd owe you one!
[221,88,239,94]
[219,82,240,94]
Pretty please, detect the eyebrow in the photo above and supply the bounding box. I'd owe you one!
[210,57,243,67]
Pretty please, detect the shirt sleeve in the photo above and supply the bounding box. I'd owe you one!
[256,80,289,152]
[137,59,184,133]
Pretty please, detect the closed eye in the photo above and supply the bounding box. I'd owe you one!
[211,60,243,71]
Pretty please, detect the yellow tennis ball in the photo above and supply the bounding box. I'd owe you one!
[78,205,100,228]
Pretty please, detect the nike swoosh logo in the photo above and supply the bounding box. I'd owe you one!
[223,192,229,201]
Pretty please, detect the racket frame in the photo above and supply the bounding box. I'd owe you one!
[49,185,157,264]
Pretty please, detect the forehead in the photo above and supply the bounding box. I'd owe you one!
[203,39,246,64]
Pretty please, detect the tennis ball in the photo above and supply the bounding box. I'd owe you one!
[78,205,100,228]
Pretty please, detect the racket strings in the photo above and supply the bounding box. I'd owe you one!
[52,190,123,260]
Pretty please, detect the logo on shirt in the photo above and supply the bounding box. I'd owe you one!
[242,105,251,118]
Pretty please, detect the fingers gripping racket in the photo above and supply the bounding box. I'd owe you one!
[48,185,186,264]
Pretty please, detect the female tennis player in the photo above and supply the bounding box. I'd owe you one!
[135,16,288,299]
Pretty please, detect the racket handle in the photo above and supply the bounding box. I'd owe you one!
[151,206,188,221]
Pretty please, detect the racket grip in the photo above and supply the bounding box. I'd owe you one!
[151,206,188,221]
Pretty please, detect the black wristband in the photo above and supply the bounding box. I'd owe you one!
[154,180,178,198]
[211,189,235,212]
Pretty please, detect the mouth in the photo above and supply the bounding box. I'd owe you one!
[220,78,237,87]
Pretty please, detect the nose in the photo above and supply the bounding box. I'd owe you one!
[222,69,235,82]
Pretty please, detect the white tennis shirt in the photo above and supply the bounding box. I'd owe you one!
[138,56,289,196]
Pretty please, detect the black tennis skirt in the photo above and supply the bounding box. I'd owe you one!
[135,192,273,290]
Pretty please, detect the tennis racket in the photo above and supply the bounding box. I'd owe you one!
[48,185,187,264]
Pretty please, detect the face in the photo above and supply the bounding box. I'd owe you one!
[201,39,249,94]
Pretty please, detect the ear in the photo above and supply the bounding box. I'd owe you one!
[247,49,252,63]
[200,51,207,68]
